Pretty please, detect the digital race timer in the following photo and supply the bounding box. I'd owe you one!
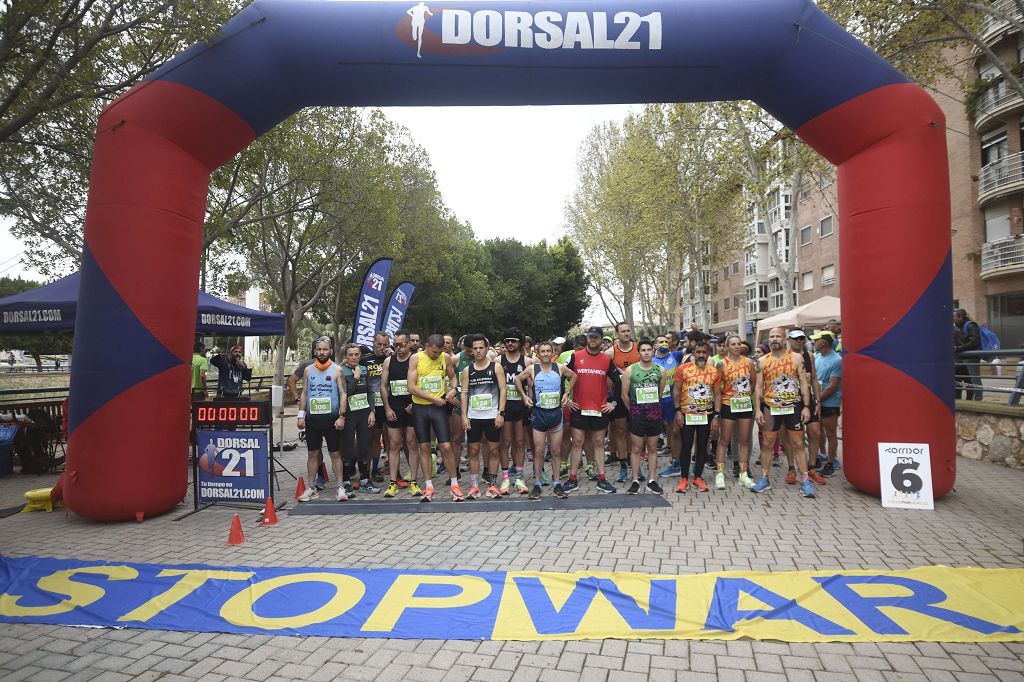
[192,401,272,428]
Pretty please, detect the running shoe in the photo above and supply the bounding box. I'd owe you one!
[485,485,501,499]
[772,454,782,468]
[451,484,465,502]
[800,479,817,498]
[528,484,542,500]
[562,478,580,494]
[732,461,740,479]
[384,482,398,498]
[344,482,356,497]
[604,452,617,465]
[739,471,755,489]
[515,478,530,494]
[540,470,551,486]
[646,480,664,495]
[705,459,717,470]
[351,480,360,490]
[820,461,836,478]
[335,487,348,502]
[397,477,409,489]
[481,471,493,486]
[785,468,797,485]
[361,479,381,494]
[808,470,827,485]
[833,458,843,469]
[544,448,552,462]
[627,480,641,495]
[560,463,569,478]
[553,483,568,499]
[298,487,319,502]
[584,461,598,480]
[816,452,828,467]
[596,478,616,494]
[715,472,726,490]
[751,475,771,493]
[616,465,629,484]
[692,477,709,492]
[659,460,682,478]
[409,481,423,497]
[675,478,689,493]
[466,485,480,500]
[499,478,511,495]
[422,485,435,502]
[314,472,326,490]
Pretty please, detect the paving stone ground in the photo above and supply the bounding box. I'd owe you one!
[1,419,1023,681]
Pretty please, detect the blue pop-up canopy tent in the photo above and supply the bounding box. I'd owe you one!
[0,271,284,335]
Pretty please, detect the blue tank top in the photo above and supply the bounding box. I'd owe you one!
[306,362,341,418]
[533,364,563,410]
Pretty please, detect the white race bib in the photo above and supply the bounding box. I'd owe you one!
[685,413,708,426]
[389,380,409,396]
[581,409,601,417]
[506,385,522,401]
[348,393,369,411]
[469,394,494,411]
[419,375,443,393]
[538,391,560,409]
[636,386,659,404]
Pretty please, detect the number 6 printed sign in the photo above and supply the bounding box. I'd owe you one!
[878,442,934,510]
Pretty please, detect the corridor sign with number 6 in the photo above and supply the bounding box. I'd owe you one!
[878,443,934,510]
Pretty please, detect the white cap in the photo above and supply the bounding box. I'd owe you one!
[788,329,806,339]
[552,336,567,344]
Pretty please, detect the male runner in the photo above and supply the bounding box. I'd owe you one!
[673,341,717,493]
[499,327,534,494]
[653,338,682,478]
[564,327,619,494]
[811,330,842,477]
[752,327,816,497]
[361,331,390,483]
[381,330,421,497]
[297,339,347,501]
[787,329,826,485]
[289,336,333,489]
[516,341,576,499]
[460,334,506,500]
[340,343,379,494]
[606,321,640,483]
[408,334,461,501]
[558,335,591,479]
[713,334,757,489]
[408,332,422,354]
[621,339,665,495]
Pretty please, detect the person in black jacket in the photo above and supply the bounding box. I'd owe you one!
[954,308,983,401]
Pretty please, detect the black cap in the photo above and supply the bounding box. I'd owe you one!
[587,326,604,336]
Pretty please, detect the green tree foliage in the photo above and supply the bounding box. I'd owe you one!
[0,276,73,368]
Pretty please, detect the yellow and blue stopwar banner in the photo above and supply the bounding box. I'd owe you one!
[1,556,1023,642]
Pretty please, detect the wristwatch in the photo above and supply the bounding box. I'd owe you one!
[499,410,506,416]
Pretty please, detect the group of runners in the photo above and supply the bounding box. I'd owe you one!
[290,321,842,503]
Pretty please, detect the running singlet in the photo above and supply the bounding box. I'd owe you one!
[611,342,641,371]
[342,364,373,412]
[532,364,563,410]
[361,349,387,400]
[761,352,802,412]
[567,350,616,415]
[628,364,662,422]
[501,353,526,402]
[718,355,755,413]
[652,352,680,400]
[454,352,473,401]
[466,361,500,419]
[306,361,340,419]
[412,351,447,405]
[674,361,718,425]
[387,355,412,410]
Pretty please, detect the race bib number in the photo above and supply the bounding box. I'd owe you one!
[506,386,522,401]
[730,396,753,413]
[419,375,443,394]
[469,394,494,411]
[685,413,708,426]
[539,391,560,409]
[636,386,659,404]
[309,397,332,415]
[389,380,409,396]
[581,409,601,417]
[770,405,795,416]
[348,393,369,411]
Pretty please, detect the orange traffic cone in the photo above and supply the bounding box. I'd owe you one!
[294,476,306,501]
[319,461,329,484]
[261,497,278,526]
[227,513,245,545]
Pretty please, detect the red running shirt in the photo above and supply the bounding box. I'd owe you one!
[567,350,616,412]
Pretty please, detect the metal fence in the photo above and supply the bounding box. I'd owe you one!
[955,349,1024,406]
[0,375,277,406]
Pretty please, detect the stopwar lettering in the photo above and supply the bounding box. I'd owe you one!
[441,10,662,51]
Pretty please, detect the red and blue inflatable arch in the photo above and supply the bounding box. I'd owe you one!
[67,0,953,520]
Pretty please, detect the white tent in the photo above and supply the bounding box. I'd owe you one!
[756,296,841,335]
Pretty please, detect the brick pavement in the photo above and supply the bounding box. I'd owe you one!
[1,431,1023,681]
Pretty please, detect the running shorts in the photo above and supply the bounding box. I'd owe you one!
[805,398,820,425]
[412,403,452,444]
[610,400,629,421]
[532,407,563,433]
[305,418,340,452]
[760,403,804,433]
[466,418,500,444]
[820,405,841,418]
[570,410,609,432]
[504,400,530,424]
[660,397,675,423]
[385,405,413,430]
[629,417,661,438]
[721,404,754,421]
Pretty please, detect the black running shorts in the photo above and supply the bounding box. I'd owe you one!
[412,403,452,444]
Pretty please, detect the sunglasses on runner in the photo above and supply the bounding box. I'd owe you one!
[503,338,519,343]
[395,341,408,347]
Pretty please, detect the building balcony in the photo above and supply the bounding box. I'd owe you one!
[978,0,1022,49]
[976,82,1024,132]
[978,151,1024,206]
[981,235,1024,278]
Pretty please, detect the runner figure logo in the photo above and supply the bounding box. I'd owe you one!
[407,2,434,58]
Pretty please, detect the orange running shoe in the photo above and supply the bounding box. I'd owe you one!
[785,468,797,485]
[675,478,689,494]
[396,477,409,488]
[422,485,435,502]
[466,485,480,500]
[692,477,709,492]
[485,485,501,499]
[808,470,827,485]
[451,484,465,502]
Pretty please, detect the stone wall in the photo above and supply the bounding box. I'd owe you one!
[956,407,1024,468]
